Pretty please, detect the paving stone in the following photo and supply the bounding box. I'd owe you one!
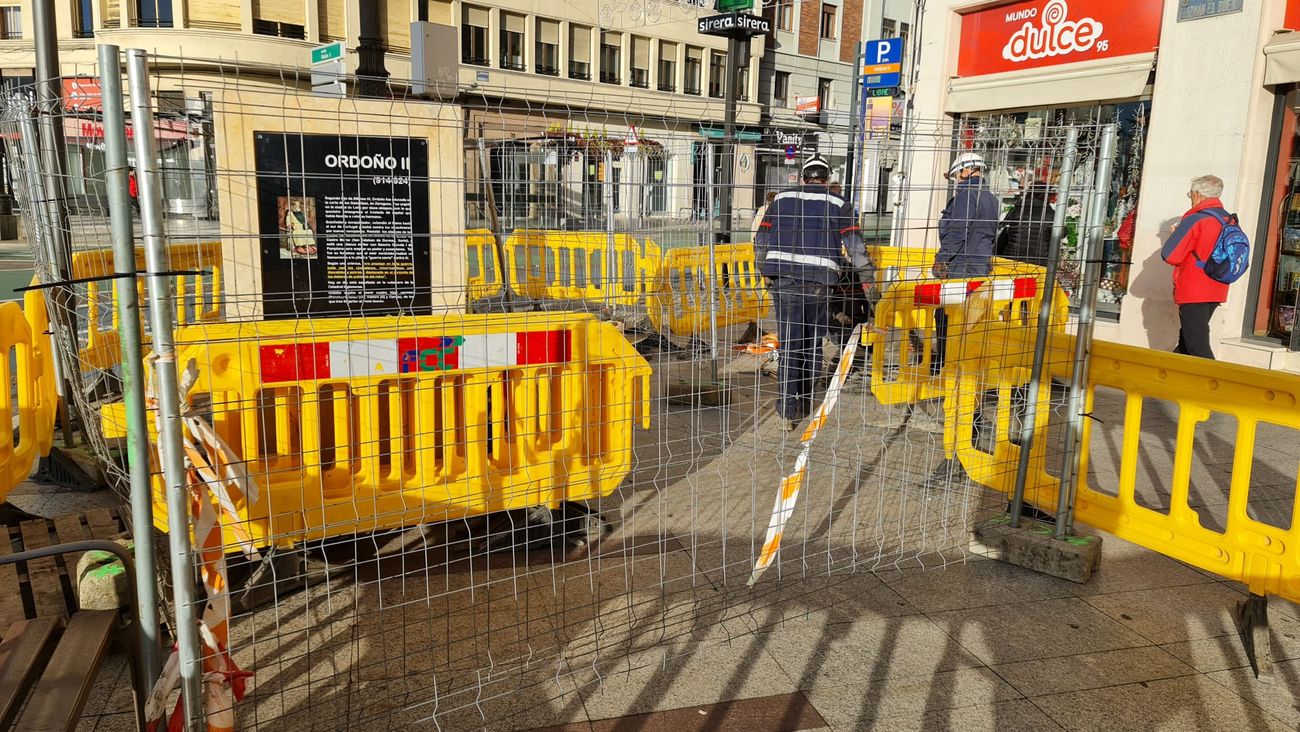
[583,692,828,732]
[88,713,138,732]
[1031,675,1291,732]
[573,633,798,721]
[837,699,1064,732]
[932,597,1149,666]
[991,646,1195,697]
[883,556,1078,614]
[1084,583,1290,645]
[801,667,1020,728]
[734,572,921,631]
[1157,607,1300,674]
[1205,657,1300,727]
[1070,534,1216,597]
[761,615,983,690]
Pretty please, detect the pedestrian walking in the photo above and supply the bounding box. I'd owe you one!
[996,184,1056,267]
[127,167,140,214]
[756,155,875,432]
[1161,174,1243,360]
[932,152,999,375]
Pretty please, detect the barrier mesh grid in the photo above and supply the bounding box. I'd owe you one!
[0,49,1122,730]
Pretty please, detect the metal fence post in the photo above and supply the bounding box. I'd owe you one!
[33,0,81,448]
[126,48,205,731]
[705,142,720,379]
[1055,123,1118,539]
[1009,127,1079,528]
[604,150,617,311]
[98,42,162,700]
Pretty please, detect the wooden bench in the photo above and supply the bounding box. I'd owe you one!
[0,610,127,731]
[0,509,145,732]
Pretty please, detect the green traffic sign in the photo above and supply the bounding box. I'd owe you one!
[311,41,345,65]
[716,0,754,11]
[867,86,898,98]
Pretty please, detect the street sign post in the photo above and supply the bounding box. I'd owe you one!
[311,41,345,66]
[697,12,771,38]
[862,38,903,89]
[697,9,769,243]
[311,41,347,97]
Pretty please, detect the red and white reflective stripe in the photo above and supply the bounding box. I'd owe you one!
[750,324,863,586]
[913,277,1038,306]
[258,330,572,383]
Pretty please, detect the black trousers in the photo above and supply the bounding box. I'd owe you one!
[932,307,950,376]
[772,280,828,420]
[1174,302,1219,360]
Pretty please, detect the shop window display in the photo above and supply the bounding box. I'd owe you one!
[960,101,1151,317]
[1260,89,1300,348]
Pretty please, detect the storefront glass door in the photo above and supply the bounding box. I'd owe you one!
[1258,88,1300,348]
[961,100,1152,318]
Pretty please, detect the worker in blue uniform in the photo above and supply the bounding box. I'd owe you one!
[932,151,1000,375]
[756,155,876,432]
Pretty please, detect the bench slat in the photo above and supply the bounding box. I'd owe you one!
[15,610,117,732]
[0,617,60,730]
[84,510,119,542]
[50,516,88,606]
[0,528,22,632]
[18,521,66,619]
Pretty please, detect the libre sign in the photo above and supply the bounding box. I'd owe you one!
[957,0,1162,77]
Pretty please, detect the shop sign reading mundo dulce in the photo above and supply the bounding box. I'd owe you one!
[957,0,1163,77]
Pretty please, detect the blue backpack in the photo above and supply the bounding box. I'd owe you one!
[1195,209,1251,285]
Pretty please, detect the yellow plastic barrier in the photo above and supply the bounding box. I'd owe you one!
[866,267,1068,407]
[102,313,651,548]
[0,300,54,500]
[648,243,770,336]
[465,228,505,300]
[950,326,1300,603]
[22,287,57,460]
[73,242,223,370]
[467,230,662,307]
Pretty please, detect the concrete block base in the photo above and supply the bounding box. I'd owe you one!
[77,539,133,611]
[971,514,1103,584]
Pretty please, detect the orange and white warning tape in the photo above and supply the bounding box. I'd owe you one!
[749,324,863,586]
[145,359,257,732]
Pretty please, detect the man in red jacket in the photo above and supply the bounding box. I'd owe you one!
[1161,175,1232,359]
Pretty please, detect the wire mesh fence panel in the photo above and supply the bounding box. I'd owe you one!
[0,47,1117,731]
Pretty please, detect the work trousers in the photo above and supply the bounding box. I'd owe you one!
[932,307,950,376]
[772,279,829,420]
[1174,302,1219,360]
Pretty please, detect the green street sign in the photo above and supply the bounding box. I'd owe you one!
[311,41,345,65]
[716,0,754,11]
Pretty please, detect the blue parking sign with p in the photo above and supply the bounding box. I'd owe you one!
[868,38,902,66]
[862,38,903,89]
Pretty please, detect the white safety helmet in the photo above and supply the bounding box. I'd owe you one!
[801,155,831,182]
[947,152,986,179]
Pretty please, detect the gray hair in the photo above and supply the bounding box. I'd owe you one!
[1190,175,1224,199]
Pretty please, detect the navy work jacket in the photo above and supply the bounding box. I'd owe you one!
[755,184,870,286]
[936,176,1000,278]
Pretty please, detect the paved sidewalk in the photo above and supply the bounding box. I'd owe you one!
[45,338,1300,732]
